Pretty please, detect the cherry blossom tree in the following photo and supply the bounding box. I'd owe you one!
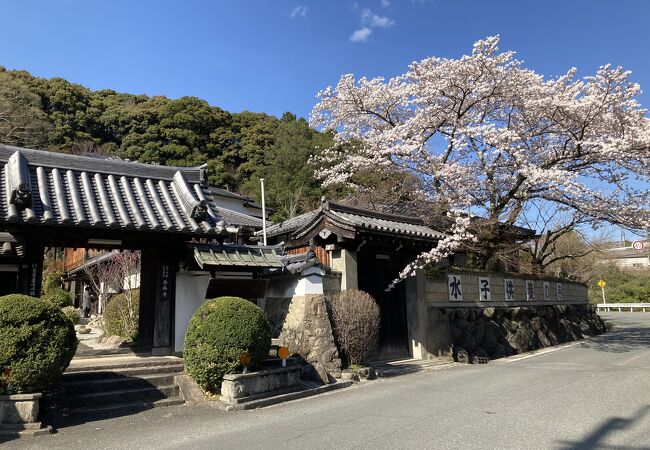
[311,36,650,278]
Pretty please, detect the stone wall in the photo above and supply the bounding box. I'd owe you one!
[277,294,342,380]
[264,296,292,337]
[423,304,605,362]
[404,270,597,361]
[264,268,342,380]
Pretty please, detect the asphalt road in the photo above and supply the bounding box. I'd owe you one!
[7,312,650,450]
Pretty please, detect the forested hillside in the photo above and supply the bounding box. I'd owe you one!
[0,67,332,220]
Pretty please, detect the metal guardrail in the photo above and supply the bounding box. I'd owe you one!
[597,303,650,312]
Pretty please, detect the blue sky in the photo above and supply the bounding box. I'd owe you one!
[1,0,649,120]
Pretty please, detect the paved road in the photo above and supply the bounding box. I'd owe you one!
[6,312,650,450]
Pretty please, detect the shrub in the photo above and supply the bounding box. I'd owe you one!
[42,269,64,295]
[62,306,80,325]
[42,287,73,309]
[184,296,272,393]
[588,267,650,304]
[103,290,139,341]
[327,289,380,366]
[0,294,77,394]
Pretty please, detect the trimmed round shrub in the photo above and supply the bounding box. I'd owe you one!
[42,269,64,295]
[327,289,380,366]
[62,306,80,325]
[42,287,73,309]
[103,290,139,341]
[184,296,272,393]
[0,294,77,394]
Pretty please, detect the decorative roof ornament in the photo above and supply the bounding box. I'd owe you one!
[7,151,32,210]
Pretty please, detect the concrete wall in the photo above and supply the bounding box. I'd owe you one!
[173,269,211,353]
[323,273,342,294]
[405,270,594,361]
[422,271,587,307]
[330,249,357,290]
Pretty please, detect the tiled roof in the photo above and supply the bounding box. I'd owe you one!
[263,210,319,238]
[192,243,284,269]
[325,203,447,240]
[261,200,446,241]
[213,206,263,229]
[0,232,20,258]
[278,250,321,274]
[0,145,259,235]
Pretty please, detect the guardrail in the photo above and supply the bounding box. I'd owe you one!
[597,303,650,312]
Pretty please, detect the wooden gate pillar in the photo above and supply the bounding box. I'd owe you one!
[138,247,156,348]
[140,244,177,355]
[18,239,44,297]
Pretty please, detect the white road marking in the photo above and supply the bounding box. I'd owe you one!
[618,350,650,366]
[495,341,583,363]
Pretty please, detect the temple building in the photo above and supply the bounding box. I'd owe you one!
[0,144,282,355]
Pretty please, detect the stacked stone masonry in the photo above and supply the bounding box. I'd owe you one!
[428,304,606,363]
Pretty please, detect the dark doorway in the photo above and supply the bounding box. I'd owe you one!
[0,271,18,296]
[357,247,410,359]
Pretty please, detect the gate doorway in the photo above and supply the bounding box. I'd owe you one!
[358,247,410,359]
[61,247,145,356]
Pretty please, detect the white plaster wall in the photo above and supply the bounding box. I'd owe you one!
[123,273,141,290]
[174,270,211,353]
[266,277,299,299]
[330,249,358,290]
[295,268,325,296]
[266,268,325,298]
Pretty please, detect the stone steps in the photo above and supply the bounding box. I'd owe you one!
[70,397,185,416]
[62,356,185,415]
[73,347,152,359]
[69,384,179,408]
[66,355,183,373]
[64,363,184,379]
[63,373,180,394]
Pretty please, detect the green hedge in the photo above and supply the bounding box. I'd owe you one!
[184,296,271,393]
[42,269,64,294]
[42,287,73,309]
[62,306,80,325]
[0,294,77,394]
[103,290,139,341]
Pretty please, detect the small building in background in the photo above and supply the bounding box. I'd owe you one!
[601,241,650,271]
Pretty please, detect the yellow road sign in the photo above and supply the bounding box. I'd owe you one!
[597,279,606,288]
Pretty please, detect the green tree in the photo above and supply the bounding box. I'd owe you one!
[588,267,650,304]
[243,112,332,221]
[0,69,51,147]
[0,67,338,212]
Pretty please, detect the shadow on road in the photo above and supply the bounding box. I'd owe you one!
[555,404,650,450]
[579,317,650,354]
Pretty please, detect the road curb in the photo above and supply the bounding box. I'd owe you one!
[222,380,354,411]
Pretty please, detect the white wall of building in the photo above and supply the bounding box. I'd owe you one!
[174,269,211,353]
[213,194,265,219]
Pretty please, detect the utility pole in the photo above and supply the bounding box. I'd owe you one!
[260,178,267,246]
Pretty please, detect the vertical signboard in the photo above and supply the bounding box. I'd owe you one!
[478,277,491,301]
[504,279,515,301]
[448,274,463,302]
[525,280,535,302]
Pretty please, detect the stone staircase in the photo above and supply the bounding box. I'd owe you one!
[61,355,185,415]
